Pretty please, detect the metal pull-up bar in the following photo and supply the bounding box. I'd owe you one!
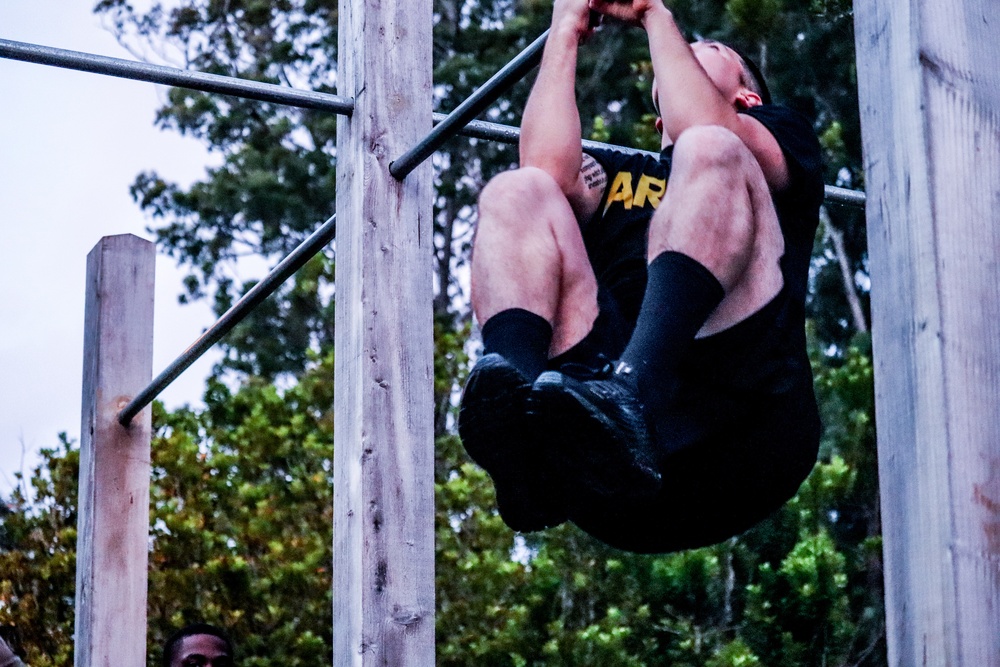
[0,38,355,115]
[0,36,866,208]
[443,115,868,208]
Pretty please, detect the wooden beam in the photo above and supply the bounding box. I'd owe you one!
[75,234,155,666]
[332,0,435,663]
[854,1,1000,664]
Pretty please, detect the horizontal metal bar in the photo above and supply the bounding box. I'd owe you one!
[117,214,338,426]
[441,115,523,144]
[0,38,354,115]
[390,30,549,179]
[823,184,867,208]
[2,38,863,207]
[445,117,866,208]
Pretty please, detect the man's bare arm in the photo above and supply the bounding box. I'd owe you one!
[520,0,595,201]
[566,153,609,222]
[592,0,789,190]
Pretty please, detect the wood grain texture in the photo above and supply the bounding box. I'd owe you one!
[333,0,435,664]
[75,235,154,667]
[854,1,1000,664]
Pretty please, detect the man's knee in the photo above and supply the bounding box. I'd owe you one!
[479,167,564,218]
[476,167,581,256]
[648,126,761,286]
[672,125,756,178]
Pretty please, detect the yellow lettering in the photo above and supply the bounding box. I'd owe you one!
[604,172,634,213]
[634,175,667,209]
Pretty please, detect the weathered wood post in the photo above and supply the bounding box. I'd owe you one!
[854,1,1000,663]
[75,234,155,666]
[333,0,435,663]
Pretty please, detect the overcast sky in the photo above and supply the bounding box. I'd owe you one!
[0,2,225,496]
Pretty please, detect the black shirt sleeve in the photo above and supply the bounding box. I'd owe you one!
[741,105,825,218]
[583,144,637,177]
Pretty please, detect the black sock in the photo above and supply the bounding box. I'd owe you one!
[481,308,553,381]
[620,251,724,409]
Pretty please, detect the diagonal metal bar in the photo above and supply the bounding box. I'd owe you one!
[389,30,549,179]
[0,38,355,115]
[117,214,338,426]
[822,185,867,208]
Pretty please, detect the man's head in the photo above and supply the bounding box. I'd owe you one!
[692,40,771,107]
[651,40,771,134]
[162,624,234,667]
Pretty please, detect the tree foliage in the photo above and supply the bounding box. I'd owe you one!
[0,342,882,665]
[2,354,337,665]
[0,0,883,664]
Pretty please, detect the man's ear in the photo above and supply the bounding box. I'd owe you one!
[735,89,763,110]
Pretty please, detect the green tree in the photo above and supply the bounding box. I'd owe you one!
[0,437,78,666]
[2,352,337,665]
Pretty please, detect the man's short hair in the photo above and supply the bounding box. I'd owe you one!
[162,623,234,667]
[692,38,772,106]
[724,43,772,105]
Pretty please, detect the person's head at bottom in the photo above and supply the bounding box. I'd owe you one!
[163,623,234,667]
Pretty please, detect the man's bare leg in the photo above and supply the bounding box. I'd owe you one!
[647,124,784,337]
[459,166,597,532]
[471,166,599,361]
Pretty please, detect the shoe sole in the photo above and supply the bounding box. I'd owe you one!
[458,356,566,532]
[531,371,662,508]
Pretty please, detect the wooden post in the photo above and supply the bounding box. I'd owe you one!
[333,0,434,663]
[854,1,1000,664]
[75,234,155,666]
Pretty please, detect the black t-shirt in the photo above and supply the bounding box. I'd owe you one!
[581,105,824,331]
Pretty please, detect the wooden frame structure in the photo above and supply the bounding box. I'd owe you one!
[5,0,991,663]
[76,235,155,665]
[855,0,1000,663]
[332,0,435,664]
[73,3,438,663]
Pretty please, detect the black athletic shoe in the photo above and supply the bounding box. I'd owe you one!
[458,354,568,532]
[530,362,662,510]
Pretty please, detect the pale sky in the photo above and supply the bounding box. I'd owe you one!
[0,2,226,496]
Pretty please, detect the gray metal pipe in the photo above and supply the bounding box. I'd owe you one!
[117,214,338,426]
[0,38,355,115]
[823,184,867,208]
[120,147,860,427]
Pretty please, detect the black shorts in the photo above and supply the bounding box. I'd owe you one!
[550,283,821,554]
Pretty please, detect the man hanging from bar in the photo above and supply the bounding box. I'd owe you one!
[458,0,823,553]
